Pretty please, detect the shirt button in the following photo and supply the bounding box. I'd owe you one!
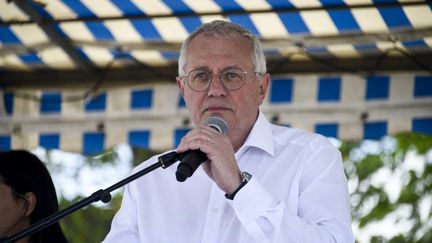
[212,208,218,213]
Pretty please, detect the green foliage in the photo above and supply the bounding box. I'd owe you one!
[346,132,432,242]
[52,147,159,243]
[59,194,123,242]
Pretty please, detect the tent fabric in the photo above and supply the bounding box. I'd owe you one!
[0,0,431,71]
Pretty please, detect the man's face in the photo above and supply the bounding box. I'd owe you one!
[177,33,269,150]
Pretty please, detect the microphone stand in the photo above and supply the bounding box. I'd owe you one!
[0,151,179,243]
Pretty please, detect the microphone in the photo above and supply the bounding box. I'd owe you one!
[175,116,228,182]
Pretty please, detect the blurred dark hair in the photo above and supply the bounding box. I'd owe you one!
[0,150,68,243]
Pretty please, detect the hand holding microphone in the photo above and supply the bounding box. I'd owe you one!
[175,116,228,182]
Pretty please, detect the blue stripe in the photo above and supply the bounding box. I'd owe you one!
[163,0,194,13]
[161,51,180,60]
[328,9,360,32]
[111,50,133,59]
[306,47,330,55]
[19,53,43,64]
[412,117,432,135]
[320,0,346,6]
[378,6,411,28]
[63,0,115,40]
[402,39,428,48]
[0,27,21,44]
[354,44,381,54]
[131,20,161,40]
[228,15,260,36]
[86,22,115,40]
[63,0,97,18]
[278,12,309,34]
[267,0,294,9]
[214,0,244,11]
[29,0,53,20]
[111,0,146,16]
[179,16,202,33]
[75,48,91,61]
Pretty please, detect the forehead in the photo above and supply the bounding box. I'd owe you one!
[185,33,254,71]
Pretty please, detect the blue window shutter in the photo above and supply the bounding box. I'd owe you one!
[83,132,105,155]
[178,94,186,108]
[0,135,11,151]
[3,92,13,115]
[40,92,61,114]
[85,93,106,112]
[315,123,338,138]
[318,77,341,102]
[174,128,190,148]
[414,76,432,97]
[412,117,432,135]
[131,89,153,109]
[128,130,150,149]
[366,76,390,100]
[364,121,387,140]
[39,133,60,150]
[271,79,293,103]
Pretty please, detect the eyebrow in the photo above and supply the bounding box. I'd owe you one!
[190,65,243,73]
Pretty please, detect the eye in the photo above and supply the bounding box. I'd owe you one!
[223,70,242,83]
[191,71,209,82]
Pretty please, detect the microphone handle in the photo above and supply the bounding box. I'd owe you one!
[176,150,207,182]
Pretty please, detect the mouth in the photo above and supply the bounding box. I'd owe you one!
[206,106,229,112]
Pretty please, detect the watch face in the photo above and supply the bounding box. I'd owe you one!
[241,171,252,182]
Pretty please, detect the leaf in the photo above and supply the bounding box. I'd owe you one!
[356,154,384,180]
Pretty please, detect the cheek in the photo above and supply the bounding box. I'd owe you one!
[0,201,23,234]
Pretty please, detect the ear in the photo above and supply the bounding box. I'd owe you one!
[257,73,270,105]
[22,192,36,217]
[176,77,185,97]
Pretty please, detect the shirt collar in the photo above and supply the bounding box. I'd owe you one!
[237,110,274,156]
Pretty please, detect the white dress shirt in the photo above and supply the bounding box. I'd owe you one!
[103,111,354,243]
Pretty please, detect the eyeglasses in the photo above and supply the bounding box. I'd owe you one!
[181,68,249,92]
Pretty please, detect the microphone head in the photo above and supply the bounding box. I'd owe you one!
[205,116,228,135]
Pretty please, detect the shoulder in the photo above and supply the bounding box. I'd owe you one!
[271,124,338,154]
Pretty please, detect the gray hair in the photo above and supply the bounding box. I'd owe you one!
[178,20,267,77]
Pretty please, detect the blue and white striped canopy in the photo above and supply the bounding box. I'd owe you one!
[1,0,431,73]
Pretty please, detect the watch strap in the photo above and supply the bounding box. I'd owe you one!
[225,172,251,200]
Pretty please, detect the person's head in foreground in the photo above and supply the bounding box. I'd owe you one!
[0,150,68,243]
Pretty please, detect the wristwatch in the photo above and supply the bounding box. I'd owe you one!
[225,171,252,200]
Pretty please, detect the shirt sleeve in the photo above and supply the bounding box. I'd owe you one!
[230,148,354,243]
[102,183,140,242]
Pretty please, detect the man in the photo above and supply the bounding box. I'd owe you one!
[103,20,354,243]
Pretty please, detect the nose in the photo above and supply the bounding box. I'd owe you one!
[207,74,227,97]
